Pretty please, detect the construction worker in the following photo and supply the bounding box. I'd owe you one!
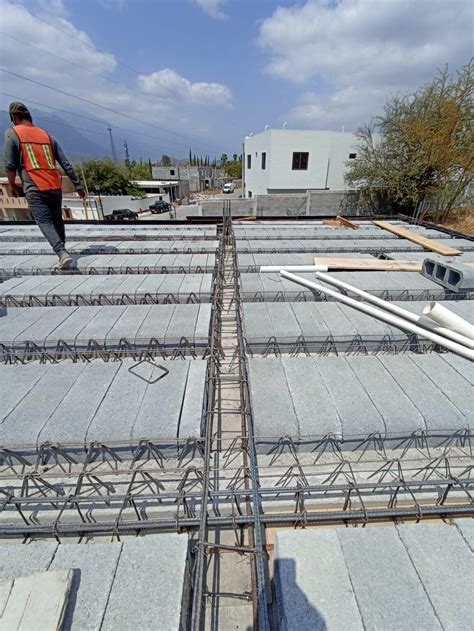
[3,101,86,269]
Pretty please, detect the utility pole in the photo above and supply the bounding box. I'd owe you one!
[108,125,118,161]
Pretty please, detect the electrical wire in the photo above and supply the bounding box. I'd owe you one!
[1,68,222,154]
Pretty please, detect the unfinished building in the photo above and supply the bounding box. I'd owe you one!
[0,211,472,629]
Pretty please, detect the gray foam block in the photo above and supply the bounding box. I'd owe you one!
[100,534,188,631]
[50,542,122,631]
[178,361,207,438]
[338,527,442,630]
[0,542,58,578]
[247,359,299,439]
[274,529,363,631]
[396,521,473,631]
[454,518,474,551]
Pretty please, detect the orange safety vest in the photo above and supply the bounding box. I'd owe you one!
[13,125,62,191]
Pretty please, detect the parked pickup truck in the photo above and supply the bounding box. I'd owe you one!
[149,200,172,214]
[104,209,139,221]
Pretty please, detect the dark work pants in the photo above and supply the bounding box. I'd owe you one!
[25,189,65,256]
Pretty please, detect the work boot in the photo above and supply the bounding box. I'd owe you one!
[58,250,72,270]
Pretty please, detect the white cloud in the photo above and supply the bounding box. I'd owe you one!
[138,68,231,105]
[0,1,231,153]
[259,0,473,130]
[193,0,227,20]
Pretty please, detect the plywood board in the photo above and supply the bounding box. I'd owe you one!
[336,215,359,229]
[313,257,423,271]
[372,221,462,256]
[0,570,72,631]
[322,219,344,227]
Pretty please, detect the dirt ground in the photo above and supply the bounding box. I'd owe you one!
[437,206,474,237]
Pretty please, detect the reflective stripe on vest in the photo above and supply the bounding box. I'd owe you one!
[13,125,62,191]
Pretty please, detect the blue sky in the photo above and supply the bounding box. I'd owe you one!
[1,0,472,159]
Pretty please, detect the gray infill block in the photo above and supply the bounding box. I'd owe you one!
[178,361,207,438]
[346,356,425,436]
[267,304,300,343]
[130,361,189,440]
[377,355,467,431]
[247,359,299,440]
[338,527,442,631]
[243,304,273,341]
[274,529,363,631]
[136,303,175,340]
[316,356,385,438]
[441,353,474,385]
[0,362,48,420]
[165,304,200,342]
[83,362,147,443]
[454,518,474,551]
[105,305,152,343]
[282,357,342,439]
[0,542,58,578]
[0,362,86,446]
[408,354,473,424]
[38,362,121,444]
[194,304,212,341]
[50,542,122,631]
[78,306,127,341]
[396,521,474,631]
[101,534,189,631]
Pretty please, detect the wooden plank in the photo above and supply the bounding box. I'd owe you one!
[313,257,423,271]
[322,219,344,227]
[336,215,359,229]
[372,220,462,256]
[0,570,72,631]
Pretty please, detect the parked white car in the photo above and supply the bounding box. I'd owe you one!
[222,182,235,194]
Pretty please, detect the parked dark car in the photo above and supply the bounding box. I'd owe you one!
[104,209,139,221]
[149,200,172,214]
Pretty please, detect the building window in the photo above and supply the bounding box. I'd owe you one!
[261,152,266,170]
[247,154,252,169]
[349,153,357,159]
[170,169,175,175]
[248,191,252,198]
[292,152,309,170]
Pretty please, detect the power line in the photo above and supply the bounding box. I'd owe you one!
[0,68,222,153]
[0,91,194,154]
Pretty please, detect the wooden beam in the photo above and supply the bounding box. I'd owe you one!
[336,215,359,229]
[313,257,423,271]
[322,219,344,227]
[372,220,462,256]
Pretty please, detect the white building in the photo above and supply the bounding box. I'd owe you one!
[243,129,360,197]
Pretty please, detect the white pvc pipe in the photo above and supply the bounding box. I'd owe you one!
[280,271,474,361]
[423,302,474,339]
[260,265,328,273]
[312,270,474,349]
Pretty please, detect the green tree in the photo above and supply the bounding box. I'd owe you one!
[79,158,130,194]
[220,153,228,165]
[189,148,192,165]
[129,162,151,180]
[346,61,474,220]
[224,160,242,178]
[161,154,172,166]
[232,153,238,161]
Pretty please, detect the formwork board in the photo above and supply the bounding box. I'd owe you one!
[240,271,453,302]
[0,240,219,255]
[0,253,216,279]
[237,252,375,272]
[0,359,206,446]
[0,273,213,306]
[247,354,472,447]
[274,521,472,631]
[242,299,473,354]
[0,303,211,360]
[0,535,190,630]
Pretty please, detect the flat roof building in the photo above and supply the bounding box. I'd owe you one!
[243,128,362,197]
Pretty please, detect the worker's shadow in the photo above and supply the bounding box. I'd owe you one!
[274,558,327,631]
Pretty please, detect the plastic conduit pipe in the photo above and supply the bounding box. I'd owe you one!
[260,265,328,273]
[280,270,474,361]
[312,270,474,350]
[423,302,474,340]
